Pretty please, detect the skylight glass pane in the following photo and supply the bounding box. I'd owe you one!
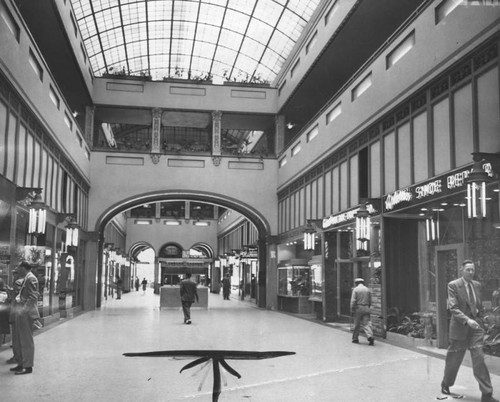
[198,3,225,26]
[123,23,147,42]
[149,21,171,39]
[172,21,196,40]
[150,39,170,55]
[121,2,146,24]
[246,18,274,45]
[239,37,265,61]
[72,0,321,82]
[253,1,282,27]
[100,27,124,48]
[228,0,256,15]
[193,41,216,59]
[277,9,304,41]
[218,29,243,50]
[196,23,220,44]
[173,0,199,20]
[148,1,173,21]
[224,9,251,33]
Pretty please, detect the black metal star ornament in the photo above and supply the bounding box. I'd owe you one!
[123,349,295,401]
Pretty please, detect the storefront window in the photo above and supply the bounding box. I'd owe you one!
[278,264,310,296]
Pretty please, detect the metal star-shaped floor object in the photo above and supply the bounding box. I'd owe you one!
[124,350,295,401]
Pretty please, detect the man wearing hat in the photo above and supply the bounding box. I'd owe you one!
[350,277,374,345]
[9,261,40,375]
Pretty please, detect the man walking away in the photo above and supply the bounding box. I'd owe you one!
[350,278,374,346]
[180,273,199,324]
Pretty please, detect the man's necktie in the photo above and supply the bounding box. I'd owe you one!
[467,282,478,318]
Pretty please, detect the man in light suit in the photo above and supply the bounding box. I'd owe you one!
[180,273,199,324]
[10,261,40,375]
[441,260,498,402]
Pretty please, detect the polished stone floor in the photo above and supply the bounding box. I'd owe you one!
[1,289,499,401]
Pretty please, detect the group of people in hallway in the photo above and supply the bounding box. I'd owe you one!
[0,259,497,401]
[349,260,498,402]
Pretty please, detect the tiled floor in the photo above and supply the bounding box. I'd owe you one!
[1,290,499,401]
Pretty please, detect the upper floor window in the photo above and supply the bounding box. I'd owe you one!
[291,58,300,78]
[28,49,43,81]
[80,42,87,63]
[291,142,301,157]
[278,80,286,96]
[351,72,372,101]
[1,3,20,42]
[70,12,78,37]
[279,156,287,168]
[306,31,318,54]
[49,85,60,109]
[326,102,342,124]
[435,0,462,24]
[64,111,73,130]
[306,125,319,142]
[324,1,338,25]
[386,31,415,69]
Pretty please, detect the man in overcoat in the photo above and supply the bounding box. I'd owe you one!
[180,273,199,324]
[441,260,497,402]
[10,261,40,375]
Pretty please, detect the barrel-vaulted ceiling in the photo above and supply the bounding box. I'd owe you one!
[70,0,320,84]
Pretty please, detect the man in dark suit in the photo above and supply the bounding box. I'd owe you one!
[441,260,498,402]
[10,261,40,375]
[180,273,199,324]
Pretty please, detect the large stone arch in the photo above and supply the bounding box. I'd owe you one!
[89,190,275,310]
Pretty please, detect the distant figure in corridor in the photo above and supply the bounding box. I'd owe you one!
[440,260,498,402]
[350,278,374,346]
[135,277,140,292]
[116,275,123,299]
[180,273,198,324]
[222,273,231,300]
[10,261,40,375]
[141,278,148,294]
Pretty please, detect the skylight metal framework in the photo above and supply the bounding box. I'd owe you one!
[71,0,320,84]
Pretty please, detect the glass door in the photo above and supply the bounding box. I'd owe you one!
[435,244,464,348]
[338,261,354,317]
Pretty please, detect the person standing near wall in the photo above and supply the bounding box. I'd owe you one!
[350,278,374,346]
[10,261,40,375]
[222,273,231,300]
[440,260,498,402]
[141,278,147,294]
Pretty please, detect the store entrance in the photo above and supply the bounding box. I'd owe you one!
[338,261,354,318]
[435,244,464,348]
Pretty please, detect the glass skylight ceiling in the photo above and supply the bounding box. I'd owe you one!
[71,0,320,84]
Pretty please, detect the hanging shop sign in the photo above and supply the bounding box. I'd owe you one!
[322,203,378,230]
[383,162,493,213]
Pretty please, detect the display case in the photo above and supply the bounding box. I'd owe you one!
[277,259,312,314]
[308,255,323,302]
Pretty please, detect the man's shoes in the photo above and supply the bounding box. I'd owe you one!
[352,339,359,344]
[10,365,23,372]
[15,367,32,375]
[482,394,499,402]
[6,357,17,364]
[441,382,450,395]
[368,337,374,346]
[186,320,192,325]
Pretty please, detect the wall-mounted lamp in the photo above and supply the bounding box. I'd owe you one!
[425,215,439,242]
[28,190,47,236]
[303,220,321,251]
[466,152,500,219]
[65,216,79,248]
[355,202,370,252]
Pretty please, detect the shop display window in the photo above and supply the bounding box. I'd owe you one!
[278,262,310,296]
[308,255,322,301]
